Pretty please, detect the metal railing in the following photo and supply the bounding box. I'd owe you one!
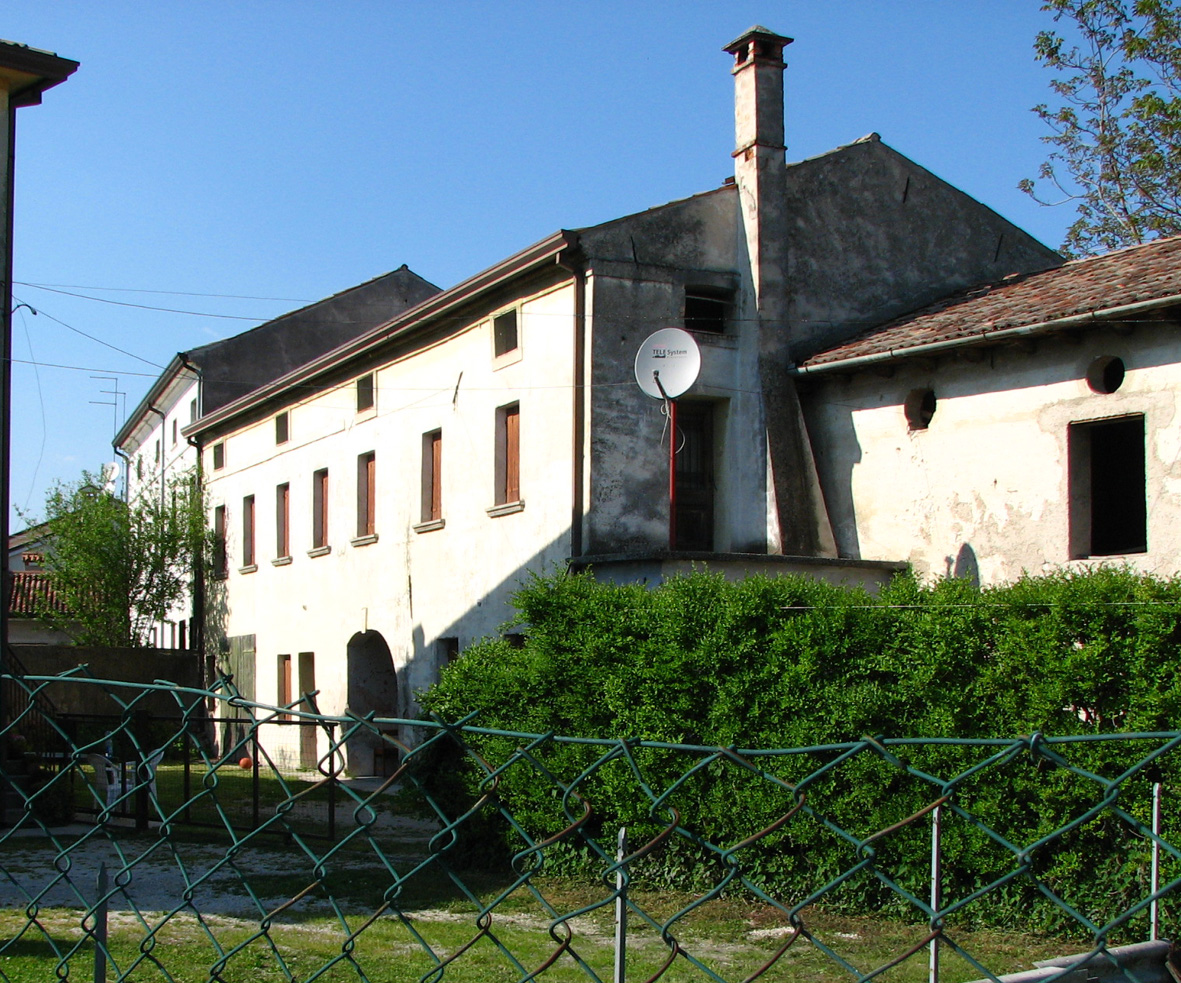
[0,666,1179,983]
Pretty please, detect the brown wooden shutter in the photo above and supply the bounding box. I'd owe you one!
[505,405,520,503]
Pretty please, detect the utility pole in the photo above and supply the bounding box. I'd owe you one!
[0,42,77,674]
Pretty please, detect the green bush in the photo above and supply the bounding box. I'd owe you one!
[418,567,1181,933]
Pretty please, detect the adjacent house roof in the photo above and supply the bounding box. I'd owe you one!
[797,235,1181,373]
[7,571,66,617]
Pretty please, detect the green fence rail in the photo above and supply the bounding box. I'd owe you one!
[1,666,1179,983]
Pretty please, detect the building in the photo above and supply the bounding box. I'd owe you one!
[169,27,1063,773]
[796,235,1181,585]
[114,266,440,647]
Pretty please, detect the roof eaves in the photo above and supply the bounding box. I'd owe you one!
[114,355,196,450]
[186,229,577,437]
[792,292,1181,376]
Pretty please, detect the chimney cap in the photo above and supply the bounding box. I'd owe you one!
[722,25,793,56]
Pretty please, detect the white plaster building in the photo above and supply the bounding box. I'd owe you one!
[797,236,1181,585]
[172,27,1066,773]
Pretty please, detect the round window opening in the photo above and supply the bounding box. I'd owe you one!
[1086,355,1125,394]
[904,388,936,430]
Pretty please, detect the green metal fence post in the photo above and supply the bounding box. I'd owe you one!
[615,825,627,983]
[94,861,108,983]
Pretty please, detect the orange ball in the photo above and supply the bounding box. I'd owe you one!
[238,756,253,770]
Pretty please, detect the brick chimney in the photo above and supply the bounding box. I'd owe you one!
[723,25,792,313]
[723,27,838,558]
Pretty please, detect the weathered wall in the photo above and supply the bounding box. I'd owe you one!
[802,322,1181,584]
[580,188,774,555]
[783,137,1063,360]
[10,645,198,717]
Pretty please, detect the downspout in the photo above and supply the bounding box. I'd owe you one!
[147,404,166,510]
[179,353,205,686]
[558,239,586,560]
[113,446,130,501]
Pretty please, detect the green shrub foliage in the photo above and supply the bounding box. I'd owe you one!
[418,568,1181,932]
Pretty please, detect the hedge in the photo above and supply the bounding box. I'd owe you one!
[417,567,1181,933]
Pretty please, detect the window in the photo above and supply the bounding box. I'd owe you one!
[297,653,316,768]
[155,439,161,463]
[438,637,460,664]
[275,412,289,444]
[242,495,256,569]
[674,402,715,550]
[212,442,225,470]
[213,505,227,578]
[275,483,290,559]
[357,373,375,412]
[494,403,520,506]
[421,430,442,524]
[190,398,197,423]
[311,468,329,551]
[1069,414,1146,558]
[278,654,292,719]
[493,309,519,358]
[684,287,730,334]
[136,456,143,481]
[172,419,178,446]
[356,452,376,539]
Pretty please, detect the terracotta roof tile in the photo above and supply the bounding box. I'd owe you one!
[799,236,1181,370]
[7,571,68,617]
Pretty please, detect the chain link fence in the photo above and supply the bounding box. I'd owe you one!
[1,665,1179,982]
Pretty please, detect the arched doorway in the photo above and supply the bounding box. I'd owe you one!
[345,630,398,776]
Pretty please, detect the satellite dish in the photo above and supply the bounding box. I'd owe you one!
[634,328,701,400]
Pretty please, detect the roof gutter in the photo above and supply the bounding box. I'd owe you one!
[791,292,1181,376]
[187,229,578,438]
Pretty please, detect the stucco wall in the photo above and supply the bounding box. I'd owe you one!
[803,323,1181,584]
[202,279,577,768]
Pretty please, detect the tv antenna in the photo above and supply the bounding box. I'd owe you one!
[633,328,701,549]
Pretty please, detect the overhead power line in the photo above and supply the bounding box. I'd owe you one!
[18,281,311,303]
[17,283,272,321]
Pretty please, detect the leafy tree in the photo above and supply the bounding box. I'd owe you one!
[1022,0,1181,255]
[27,469,209,647]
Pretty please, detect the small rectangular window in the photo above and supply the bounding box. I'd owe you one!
[421,430,442,522]
[276,483,290,558]
[684,287,730,334]
[242,495,256,568]
[438,637,460,664]
[495,403,520,505]
[312,468,329,550]
[190,398,198,423]
[212,442,225,470]
[155,439,161,463]
[172,419,178,446]
[356,452,376,537]
[213,505,227,578]
[493,309,518,358]
[357,373,375,412]
[275,412,289,444]
[1069,414,1147,558]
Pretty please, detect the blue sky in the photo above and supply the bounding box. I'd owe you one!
[5,1,1077,527]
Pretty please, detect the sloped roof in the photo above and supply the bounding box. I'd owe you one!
[8,571,67,617]
[798,235,1181,371]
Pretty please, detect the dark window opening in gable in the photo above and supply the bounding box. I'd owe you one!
[276,412,289,444]
[212,442,225,470]
[1069,414,1147,558]
[493,309,519,358]
[357,373,375,412]
[684,287,730,334]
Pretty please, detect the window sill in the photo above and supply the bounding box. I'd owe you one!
[351,533,379,548]
[272,556,293,567]
[486,500,525,518]
[238,564,258,575]
[307,545,331,558]
[414,519,446,534]
[493,348,523,370]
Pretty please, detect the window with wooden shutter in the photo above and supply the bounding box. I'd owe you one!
[213,505,227,578]
[494,403,521,507]
[242,495,256,569]
[276,483,290,559]
[311,469,329,552]
[356,452,376,539]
